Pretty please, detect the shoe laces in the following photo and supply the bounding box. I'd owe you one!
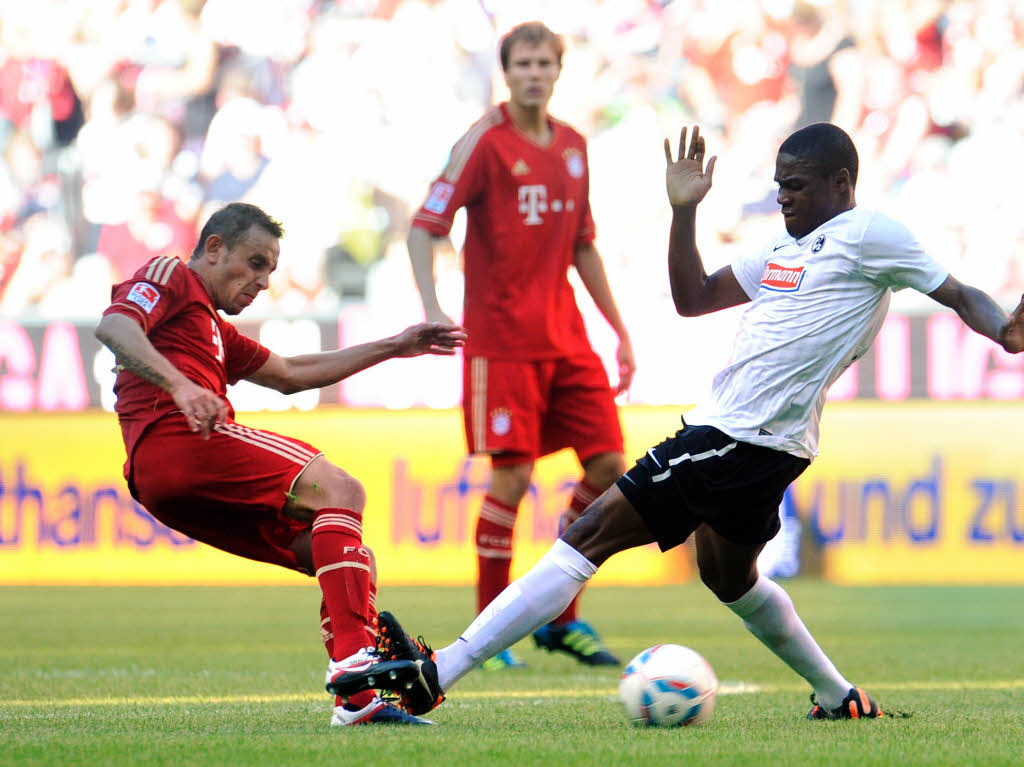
[563,628,605,656]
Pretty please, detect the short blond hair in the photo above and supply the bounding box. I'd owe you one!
[498,21,564,71]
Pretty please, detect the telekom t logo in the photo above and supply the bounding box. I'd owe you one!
[518,185,547,225]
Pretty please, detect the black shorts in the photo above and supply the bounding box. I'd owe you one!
[615,424,809,549]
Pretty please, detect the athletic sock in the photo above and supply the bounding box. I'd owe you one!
[475,494,517,613]
[436,539,597,690]
[724,575,852,710]
[313,507,375,710]
[551,479,601,625]
[364,583,378,647]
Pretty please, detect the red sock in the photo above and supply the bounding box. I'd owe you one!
[475,494,517,613]
[313,508,375,710]
[364,583,378,647]
[552,480,601,625]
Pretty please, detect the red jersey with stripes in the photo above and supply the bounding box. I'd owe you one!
[412,103,596,360]
[102,255,271,474]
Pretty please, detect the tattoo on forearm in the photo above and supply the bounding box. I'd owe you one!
[106,340,170,389]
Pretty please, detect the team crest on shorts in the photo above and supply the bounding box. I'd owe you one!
[812,234,826,253]
[490,408,512,436]
[563,148,585,179]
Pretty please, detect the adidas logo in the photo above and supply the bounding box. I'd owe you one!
[511,159,530,176]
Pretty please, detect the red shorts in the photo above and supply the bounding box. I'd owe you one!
[463,353,624,466]
[129,414,323,573]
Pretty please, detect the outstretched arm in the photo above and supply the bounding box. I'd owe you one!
[573,242,635,394]
[247,322,467,394]
[929,275,1024,353]
[408,225,455,324]
[94,313,228,437]
[664,125,750,317]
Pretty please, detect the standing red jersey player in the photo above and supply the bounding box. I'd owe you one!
[408,21,635,668]
[95,202,465,727]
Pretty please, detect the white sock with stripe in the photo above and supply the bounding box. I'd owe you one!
[436,539,597,690]
[724,575,852,710]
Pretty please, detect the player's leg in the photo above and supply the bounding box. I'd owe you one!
[464,357,546,668]
[434,485,653,691]
[694,524,880,718]
[473,458,533,668]
[531,450,624,665]
[533,352,626,665]
[289,458,430,724]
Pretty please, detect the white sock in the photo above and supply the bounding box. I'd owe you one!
[724,575,852,710]
[436,539,597,690]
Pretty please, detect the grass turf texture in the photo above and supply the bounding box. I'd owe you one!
[2,583,1022,767]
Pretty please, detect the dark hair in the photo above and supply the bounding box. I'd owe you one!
[191,202,284,258]
[778,123,859,187]
[499,21,564,71]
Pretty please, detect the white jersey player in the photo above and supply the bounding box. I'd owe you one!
[331,123,1024,722]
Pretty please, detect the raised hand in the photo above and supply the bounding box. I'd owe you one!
[664,125,717,208]
[392,322,467,357]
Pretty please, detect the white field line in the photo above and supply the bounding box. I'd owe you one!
[2,679,1022,709]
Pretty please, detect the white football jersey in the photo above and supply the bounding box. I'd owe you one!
[687,207,947,460]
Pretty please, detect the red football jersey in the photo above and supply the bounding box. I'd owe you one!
[412,103,596,360]
[102,256,271,473]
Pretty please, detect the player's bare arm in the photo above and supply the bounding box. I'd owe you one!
[246,322,467,394]
[94,313,228,438]
[664,125,749,317]
[928,275,1024,353]
[408,225,455,325]
[573,241,636,394]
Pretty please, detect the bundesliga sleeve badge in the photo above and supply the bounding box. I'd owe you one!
[126,282,162,313]
[424,181,455,214]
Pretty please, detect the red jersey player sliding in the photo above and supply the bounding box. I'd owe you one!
[95,202,465,727]
[409,21,634,669]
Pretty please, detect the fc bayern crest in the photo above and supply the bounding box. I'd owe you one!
[812,234,826,253]
[490,408,512,436]
[563,148,585,179]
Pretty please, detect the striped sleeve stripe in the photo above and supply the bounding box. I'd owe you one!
[470,357,488,452]
[213,423,319,466]
[144,257,180,285]
[443,108,503,183]
[315,561,371,578]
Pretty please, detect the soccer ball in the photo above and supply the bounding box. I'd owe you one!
[618,644,718,727]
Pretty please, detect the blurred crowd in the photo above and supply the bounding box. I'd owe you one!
[1,0,1023,323]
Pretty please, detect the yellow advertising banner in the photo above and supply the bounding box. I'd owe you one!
[2,402,1023,585]
[798,401,1024,584]
[0,407,691,586]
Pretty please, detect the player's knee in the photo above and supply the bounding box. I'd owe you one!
[583,451,627,489]
[489,461,534,503]
[318,468,367,513]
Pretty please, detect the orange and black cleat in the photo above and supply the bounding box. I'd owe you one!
[807,687,882,720]
[375,610,446,716]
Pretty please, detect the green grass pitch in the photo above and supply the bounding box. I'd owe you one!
[2,582,1023,766]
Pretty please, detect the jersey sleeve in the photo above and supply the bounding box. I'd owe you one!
[221,321,272,385]
[859,212,948,293]
[732,240,773,299]
[410,127,491,236]
[575,144,596,248]
[102,257,187,333]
